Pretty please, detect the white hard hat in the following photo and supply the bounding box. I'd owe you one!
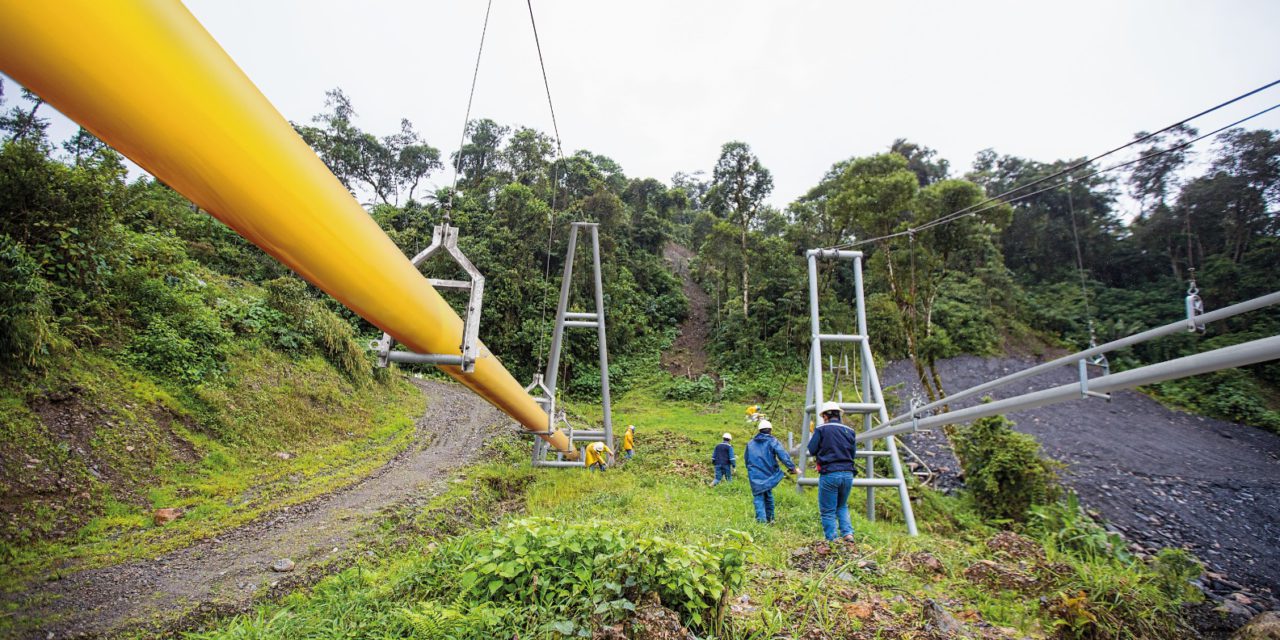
[757,419,773,431]
[722,432,732,440]
[593,442,604,451]
[628,424,635,430]
[819,401,842,416]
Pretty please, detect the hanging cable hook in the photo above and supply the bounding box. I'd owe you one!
[1185,268,1206,332]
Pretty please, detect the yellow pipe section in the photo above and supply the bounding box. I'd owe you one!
[0,0,576,459]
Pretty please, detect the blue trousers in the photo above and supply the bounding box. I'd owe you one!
[624,449,633,459]
[589,463,605,472]
[818,471,854,540]
[753,490,775,523]
[713,464,733,485]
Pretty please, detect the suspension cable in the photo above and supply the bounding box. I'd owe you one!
[840,101,1280,248]
[1064,176,1096,344]
[445,0,495,222]
[526,0,563,159]
[865,78,1280,244]
[830,79,1280,250]
[528,0,568,373]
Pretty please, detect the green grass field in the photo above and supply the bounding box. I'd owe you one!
[186,377,1198,639]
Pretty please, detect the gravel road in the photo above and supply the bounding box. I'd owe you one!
[7,378,505,639]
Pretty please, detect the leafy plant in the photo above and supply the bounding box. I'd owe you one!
[953,412,1060,522]
[1026,493,1129,563]
[399,518,750,633]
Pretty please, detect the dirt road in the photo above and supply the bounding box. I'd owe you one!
[9,378,505,639]
[883,356,1280,603]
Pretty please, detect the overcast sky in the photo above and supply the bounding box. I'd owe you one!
[16,0,1280,213]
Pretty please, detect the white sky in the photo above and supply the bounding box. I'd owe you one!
[14,0,1280,214]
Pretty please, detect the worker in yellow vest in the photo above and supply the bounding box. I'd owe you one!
[622,425,636,459]
[584,441,614,472]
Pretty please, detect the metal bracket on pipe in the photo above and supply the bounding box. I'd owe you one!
[1186,276,1206,333]
[908,396,924,433]
[370,223,486,372]
[1078,354,1111,401]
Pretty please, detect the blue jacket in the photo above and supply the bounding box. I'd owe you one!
[712,442,736,467]
[807,420,858,474]
[745,433,796,495]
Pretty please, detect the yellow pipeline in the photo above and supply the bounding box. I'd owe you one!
[0,0,577,459]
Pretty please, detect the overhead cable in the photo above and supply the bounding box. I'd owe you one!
[842,99,1280,248]
[447,0,496,215]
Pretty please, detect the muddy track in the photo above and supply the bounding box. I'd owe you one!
[661,241,711,378]
[884,356,1280,604]
[8,378,505,639]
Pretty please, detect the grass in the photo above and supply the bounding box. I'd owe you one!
[184,374,1199,639]
[0,346,421,597]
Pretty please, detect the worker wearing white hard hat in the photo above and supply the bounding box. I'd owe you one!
[808,401,858,541]
[584,440,614,472]
[744,419,796,524]
[711,432,736,485]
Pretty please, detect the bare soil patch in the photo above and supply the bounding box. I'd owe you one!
[661,241,711,378]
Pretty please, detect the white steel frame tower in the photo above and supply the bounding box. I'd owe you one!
[794,249,918,536]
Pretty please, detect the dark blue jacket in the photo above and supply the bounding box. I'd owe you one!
[807,420,858,474]
[712,442,736,467]
[745,433,796,495]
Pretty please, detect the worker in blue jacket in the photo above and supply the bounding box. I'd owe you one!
[745,420,796,523]
[711,433,735,485]
[807,401,858,541]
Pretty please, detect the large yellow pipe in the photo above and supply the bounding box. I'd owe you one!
[0,0,576,459]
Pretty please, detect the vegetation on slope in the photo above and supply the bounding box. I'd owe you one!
[188,381,1201,639]
[0,86,422,594]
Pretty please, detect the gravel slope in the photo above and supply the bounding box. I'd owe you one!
[883,355,1280,603]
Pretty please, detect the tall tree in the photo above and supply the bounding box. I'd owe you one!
[293,89,442,206]
[890,138,950,186]
[1128,124,1198,214]
[706,141,773,317]
[452,119,510,189]
[0,87,50,143]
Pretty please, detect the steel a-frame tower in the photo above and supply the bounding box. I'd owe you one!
[794,249,918,536]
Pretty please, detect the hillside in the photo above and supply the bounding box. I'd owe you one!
[886,356,1280,609]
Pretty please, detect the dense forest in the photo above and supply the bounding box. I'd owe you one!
[289,87,1280,426]
[4,79,1279,426]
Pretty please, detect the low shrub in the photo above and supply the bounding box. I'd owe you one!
[398,518,750,634]
[0,234,65,368]
[664,374,719,402]
[1026,492,1129,563]
[953,412,1060,522]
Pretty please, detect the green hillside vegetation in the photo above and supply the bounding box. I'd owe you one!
[188,384,1202,639]
[1,78,1276,638]
[0,90,421,589]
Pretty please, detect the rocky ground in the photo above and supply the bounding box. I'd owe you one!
[6,378,506,639]
[884,355,1280,624]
